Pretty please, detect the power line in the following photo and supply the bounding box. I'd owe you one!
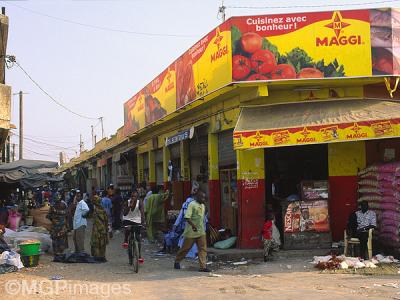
[22,147,56,158]
[12,131,79,151]
[5,55,100,120]
[23,139,80,151]
[226,0,400,9]
[6,2,197,38]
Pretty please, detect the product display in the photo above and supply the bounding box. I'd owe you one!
[358,162,400,248]
[284,181,330,233]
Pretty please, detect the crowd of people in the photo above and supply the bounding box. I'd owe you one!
[44,181,213,272]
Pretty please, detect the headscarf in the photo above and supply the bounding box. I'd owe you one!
[93,195,101,207]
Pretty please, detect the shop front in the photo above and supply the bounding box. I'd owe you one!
[109,6,400,249]
[189,125,209,205]
[234,98,400,248]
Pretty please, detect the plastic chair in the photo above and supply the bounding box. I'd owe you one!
[344,229,373,259]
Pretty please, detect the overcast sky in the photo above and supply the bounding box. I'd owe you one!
[3,0,399,162]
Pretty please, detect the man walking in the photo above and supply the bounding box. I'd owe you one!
[73,191,90,253]
[174,190,210,272]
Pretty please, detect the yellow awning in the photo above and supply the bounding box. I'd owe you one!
[233,99,400,149]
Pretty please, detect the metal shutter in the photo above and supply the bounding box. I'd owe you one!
[190,135,208,158]
[218,129,236,167]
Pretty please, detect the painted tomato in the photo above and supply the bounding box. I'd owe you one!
[232,55,251,80]
[250,49,277,74]
[270,64,297,80]
[241,32,263,54]
[297,68,324,79]
[246,74,269,81]
[372,48,393,74]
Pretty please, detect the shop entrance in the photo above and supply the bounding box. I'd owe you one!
[218,129,237,235]
[220,168,238,234]
[265,144,330,249]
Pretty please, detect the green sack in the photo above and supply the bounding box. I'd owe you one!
[213,236,237,249]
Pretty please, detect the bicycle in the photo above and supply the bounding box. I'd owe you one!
[125,224,142,273]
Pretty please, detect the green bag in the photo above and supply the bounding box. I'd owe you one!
[213,236,237,249]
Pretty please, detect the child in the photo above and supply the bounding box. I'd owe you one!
[261,213,281,262]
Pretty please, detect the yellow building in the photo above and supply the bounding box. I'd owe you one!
[61,8,400,249]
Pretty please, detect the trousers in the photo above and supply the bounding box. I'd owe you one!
[175,235,207,269]
[73,225,86,253]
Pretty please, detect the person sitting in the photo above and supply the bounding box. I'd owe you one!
[355,201,376,259]
[346,210,358,238]
[261,213,281,262]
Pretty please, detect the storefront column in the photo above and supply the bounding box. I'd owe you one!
[237,148,265,248]
[137,153,144,185]
[148,150,156,189]
[328,141,366,241]
[163,146,171,189]
[180,140,191,197]
[208,133,221,228]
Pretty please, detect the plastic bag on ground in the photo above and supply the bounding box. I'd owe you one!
[0,250,24,269]
[4,228,52,252]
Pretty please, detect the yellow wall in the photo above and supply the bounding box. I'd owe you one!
[328,141,366,176]
[237,149,265,180]
[208,133,219,180]
[62,83,368,173]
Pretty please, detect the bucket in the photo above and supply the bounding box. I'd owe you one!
[21,254,40,268]
[25,216,34,226]
[19,241,41,256]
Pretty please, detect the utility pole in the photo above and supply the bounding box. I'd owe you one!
[79,134,83,154]
[219,1,226,22]
[91,125,94,148]
[19,90,23,160]
[99,117,105,139]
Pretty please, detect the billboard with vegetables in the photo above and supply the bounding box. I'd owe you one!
[230,10,372,81]
[124,8,400,137]
[230,8,400,81]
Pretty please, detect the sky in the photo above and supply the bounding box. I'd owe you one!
[2,0,400,162]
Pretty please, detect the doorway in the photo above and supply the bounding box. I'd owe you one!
[265,144,329,237]
[220,168,238,235]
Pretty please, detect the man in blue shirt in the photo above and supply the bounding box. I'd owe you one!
[73,192,90,253]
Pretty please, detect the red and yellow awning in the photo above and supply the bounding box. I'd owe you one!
[233,99,400,149]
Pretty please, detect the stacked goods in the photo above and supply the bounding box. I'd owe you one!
[29,204,52,231]
[358,162,400,248]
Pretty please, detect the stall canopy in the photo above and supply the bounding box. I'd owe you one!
[0,159,61,188]
[233,99,400,149]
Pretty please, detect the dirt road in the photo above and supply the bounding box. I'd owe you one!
[1,225,400,299]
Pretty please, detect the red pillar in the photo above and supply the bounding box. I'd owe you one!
[237,149,265,248]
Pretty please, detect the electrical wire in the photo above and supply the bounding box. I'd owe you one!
[6,2,197,38]
[12,131,79,151]
[6,55,100,120]
[20,147,56,158]
[226,0,400,10]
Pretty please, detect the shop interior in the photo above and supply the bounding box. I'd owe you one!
[265,144,329,246]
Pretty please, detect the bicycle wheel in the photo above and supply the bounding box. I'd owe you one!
[132,239,139,273]
[128,233,133,266]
